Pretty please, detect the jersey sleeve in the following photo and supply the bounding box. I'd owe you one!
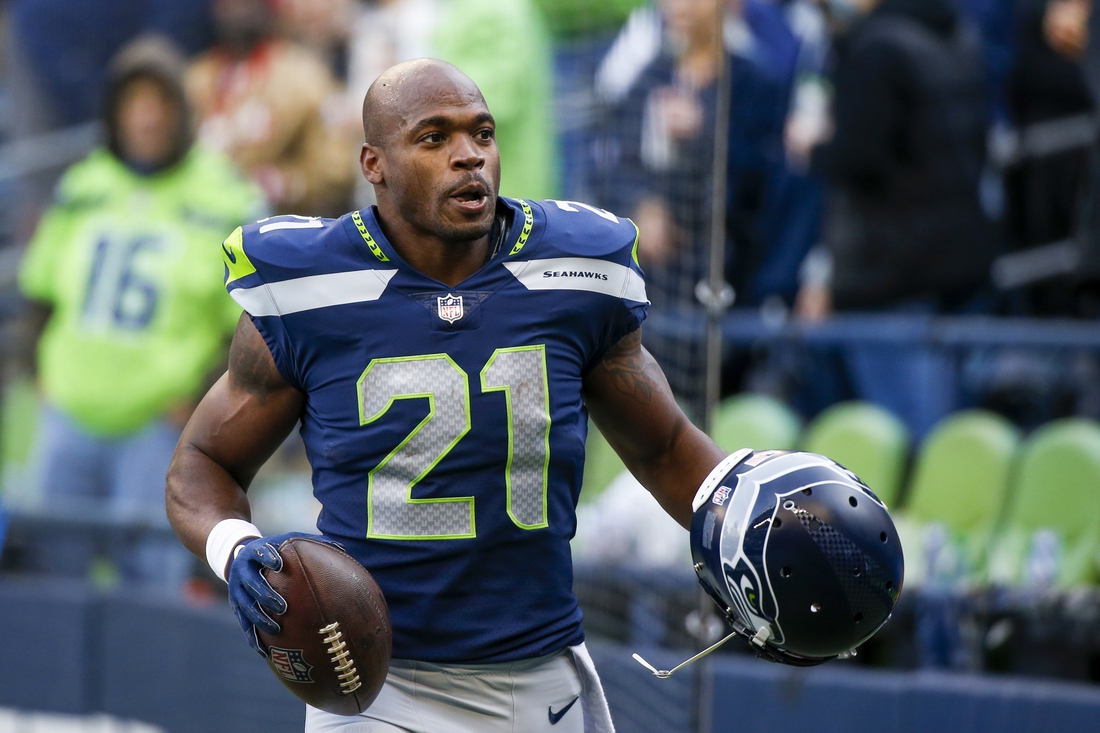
[221,221,306,390]
[523,199,649,372]
[589,215,648,371]
[214,164,267,337]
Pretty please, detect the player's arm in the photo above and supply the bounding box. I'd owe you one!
[582,327,727,529]
[166,313,304,570]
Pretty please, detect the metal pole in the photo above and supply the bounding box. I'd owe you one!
[694,12,735,732]
[700,31,734,434]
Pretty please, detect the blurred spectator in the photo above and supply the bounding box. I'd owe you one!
[5,0,214,241]
[187,0,356,217]
[591,0,791,409]
[434,0,557,200]
[1004,0,1094,315]
[1076,1,1100,290]
[347,0,440,91]
[17,36,264,591]
[346,0,557,202]
[956,0,1018,123]
[795,0,998,438]
[807,0,996,314]
[8,0,213,129]
[277,0,356,80]
[741,0,831,307]
[573,470,689,568]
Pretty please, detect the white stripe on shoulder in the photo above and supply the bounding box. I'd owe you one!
[229,269,398,316]
[258,219,324,234]
[503,257,648,303]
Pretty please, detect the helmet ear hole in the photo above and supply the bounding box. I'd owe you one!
[848,496,858,507]
[853,612,863,623]
[780,567,792,578]
[773,517,783,528]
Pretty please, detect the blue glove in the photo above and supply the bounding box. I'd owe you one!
[226,531,339,655]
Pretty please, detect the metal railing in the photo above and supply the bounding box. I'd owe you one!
[646,309,1100,350]
[0,122,101,185]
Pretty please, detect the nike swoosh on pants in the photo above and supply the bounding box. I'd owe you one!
[548,696,579,725]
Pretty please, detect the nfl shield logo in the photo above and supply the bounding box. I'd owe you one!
[269,647,315,683]
[437,294,464,323]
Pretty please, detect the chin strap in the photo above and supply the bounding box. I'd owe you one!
[632,629,742,679]
[632,602,835,678]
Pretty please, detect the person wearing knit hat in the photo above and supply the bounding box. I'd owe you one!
[18,34,266,593]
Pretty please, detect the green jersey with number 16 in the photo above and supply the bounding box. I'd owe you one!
[224,197,647,663]
[19,146,264,436]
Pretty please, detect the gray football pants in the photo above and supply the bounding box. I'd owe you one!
[305,643,614,733]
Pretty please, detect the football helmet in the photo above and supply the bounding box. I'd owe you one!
[689,449,904,666]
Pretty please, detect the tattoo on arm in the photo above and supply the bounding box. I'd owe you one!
[592,329,663,405]
[227,315,287,399]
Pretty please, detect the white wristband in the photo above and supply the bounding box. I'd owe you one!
[206,518,262,583]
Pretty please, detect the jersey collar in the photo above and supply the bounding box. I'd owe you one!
[344,198,538,285]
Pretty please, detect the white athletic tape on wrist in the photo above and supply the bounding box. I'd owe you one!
[206,518,262,583]
[691,449,754,513]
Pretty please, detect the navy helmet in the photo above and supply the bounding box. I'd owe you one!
[690,449,904,666]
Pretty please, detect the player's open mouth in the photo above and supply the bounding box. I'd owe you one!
[449,182,490,213]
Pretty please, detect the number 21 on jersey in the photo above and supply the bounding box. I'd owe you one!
[357,346,550,540]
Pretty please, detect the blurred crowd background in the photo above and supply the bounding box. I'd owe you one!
[3,0,1100,723]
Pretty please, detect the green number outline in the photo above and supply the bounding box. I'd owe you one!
[357,353,475,540]
[480,345,552,531]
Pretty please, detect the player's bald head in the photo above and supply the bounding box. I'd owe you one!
[362,59,488,148]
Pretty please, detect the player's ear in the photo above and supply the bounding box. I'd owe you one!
[360,143,385,185]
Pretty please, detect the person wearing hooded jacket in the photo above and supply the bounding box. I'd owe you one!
[813,0,997,312]
[794,0,998,440]
[18,35,265,591]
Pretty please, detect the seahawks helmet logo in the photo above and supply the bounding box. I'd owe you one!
[716,452,886,647]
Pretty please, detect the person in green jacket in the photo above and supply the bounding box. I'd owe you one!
[18,35,265,591]
[433,0,558,201]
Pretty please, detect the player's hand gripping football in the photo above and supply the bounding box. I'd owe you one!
[226,532,340,655]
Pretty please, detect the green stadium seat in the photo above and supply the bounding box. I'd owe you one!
[894,410,1020,587]
[801,401,910,508]
[581,420,626,504]
[987,418,1100,588]
[709,393,801,453]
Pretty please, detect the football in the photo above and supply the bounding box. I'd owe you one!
[255,537,392,716]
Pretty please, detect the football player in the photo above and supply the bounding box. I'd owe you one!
[166,58,726,732]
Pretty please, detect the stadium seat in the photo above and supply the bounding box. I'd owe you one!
[801,401,910,508]
[709,393,801,453]
[987,418,1100,588]
[894,410,1020,587]
[582,421,626,503]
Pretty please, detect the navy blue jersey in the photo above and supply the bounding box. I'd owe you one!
[222,198,647,663]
